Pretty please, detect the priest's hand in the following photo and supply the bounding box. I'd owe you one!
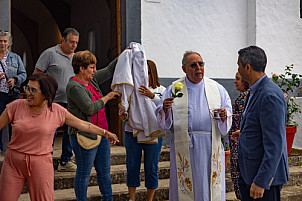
[163,97,174,116]
[250,182,265,199]
[219,108,227,122]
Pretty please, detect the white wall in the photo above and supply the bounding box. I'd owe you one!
[255,0,302,77]
[142,0,302,79]
[293,97,302,150]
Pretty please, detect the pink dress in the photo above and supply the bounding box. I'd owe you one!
[0,99,67,201]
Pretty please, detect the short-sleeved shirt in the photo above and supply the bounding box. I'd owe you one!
[35,45,75,103]
[7,99,67,155]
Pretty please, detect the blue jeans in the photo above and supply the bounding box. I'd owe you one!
[53,102,73,163]
[0,92,16,151]
[125,131,162,189]
[70,134,113,201]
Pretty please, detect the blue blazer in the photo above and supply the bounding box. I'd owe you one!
[238,76,289,190]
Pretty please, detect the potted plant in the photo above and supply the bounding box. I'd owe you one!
[272,64,302,156]
[222,137,230,167]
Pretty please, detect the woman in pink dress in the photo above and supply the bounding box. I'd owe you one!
[0,73,118,201]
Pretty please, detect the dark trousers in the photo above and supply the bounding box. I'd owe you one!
[0,92,17,152]
[239,175,282,201]
[52,102,73,163]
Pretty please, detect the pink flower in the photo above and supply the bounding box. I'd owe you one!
[272,73,278,77]
[284,93,288,99]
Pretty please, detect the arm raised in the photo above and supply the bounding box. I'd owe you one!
[64,111,119,144]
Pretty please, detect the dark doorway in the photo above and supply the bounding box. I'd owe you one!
[11,0,123,143]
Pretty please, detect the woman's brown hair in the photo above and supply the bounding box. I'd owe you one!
[147,60,160,89]
[72,50,97,74]
[28,73,58,109]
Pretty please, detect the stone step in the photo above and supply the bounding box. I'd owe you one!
[1,142,301,201]
[224,154,301,174]
[16,162,301,195]
[288,154,302,166]
[0,146,170,171]
[1,147,300,171]
[3,152,301,194]
[53,161,170,191]
[225,165,302,193]
[226,185,302,201]
[18,178,170,201]
[14,161,170,194]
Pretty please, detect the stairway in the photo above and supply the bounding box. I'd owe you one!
[225,149,302,201]
[0,135,170,201]
[0,136,301,201]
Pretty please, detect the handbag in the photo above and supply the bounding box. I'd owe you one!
[0,61,20,100]
[76,131,101,150]
[7,85,20,99]
[75,91,102,150]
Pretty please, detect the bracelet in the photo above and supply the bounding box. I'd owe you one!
[103,129,107,136]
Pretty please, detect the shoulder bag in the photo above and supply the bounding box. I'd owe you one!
[75,87,103,149]
[0,61,20,101]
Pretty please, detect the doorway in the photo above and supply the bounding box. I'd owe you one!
[11,0,123,143]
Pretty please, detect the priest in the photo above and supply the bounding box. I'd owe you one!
[155,51,232,201]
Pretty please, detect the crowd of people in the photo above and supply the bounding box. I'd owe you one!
[0,28,289,201]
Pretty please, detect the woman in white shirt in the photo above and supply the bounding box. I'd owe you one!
[123,60,166,201]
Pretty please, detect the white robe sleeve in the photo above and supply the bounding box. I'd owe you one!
[150,85,166,106]
[155,85,173,130]
[216,83,232,136]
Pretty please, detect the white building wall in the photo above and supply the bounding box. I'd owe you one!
[255,0,302,76]
[141,0,302,79]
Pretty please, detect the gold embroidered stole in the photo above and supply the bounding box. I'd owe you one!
[172,76,222,201]
[204,77,222,201]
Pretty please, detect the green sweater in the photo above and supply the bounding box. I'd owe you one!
[66,58,117,139]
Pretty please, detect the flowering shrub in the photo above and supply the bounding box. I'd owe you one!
[221,137,229,151]
[272,64,302,127]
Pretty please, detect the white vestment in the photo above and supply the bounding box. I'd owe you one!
[155,77,232,201]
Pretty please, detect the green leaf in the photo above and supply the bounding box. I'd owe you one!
[177,93,183,98]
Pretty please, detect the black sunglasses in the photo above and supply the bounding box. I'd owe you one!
[188,62,205,69]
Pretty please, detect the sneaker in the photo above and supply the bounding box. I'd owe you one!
[58,161,77,172]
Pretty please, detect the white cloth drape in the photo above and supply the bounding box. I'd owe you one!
[111,42,164,143]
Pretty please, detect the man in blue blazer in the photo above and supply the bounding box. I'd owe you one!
[236,46,289,200]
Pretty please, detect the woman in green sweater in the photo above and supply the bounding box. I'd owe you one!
[66,50,120,201]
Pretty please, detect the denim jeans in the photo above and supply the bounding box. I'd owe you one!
[53,102,73,163]
[125,131,162,189]
[70,134,113,201]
